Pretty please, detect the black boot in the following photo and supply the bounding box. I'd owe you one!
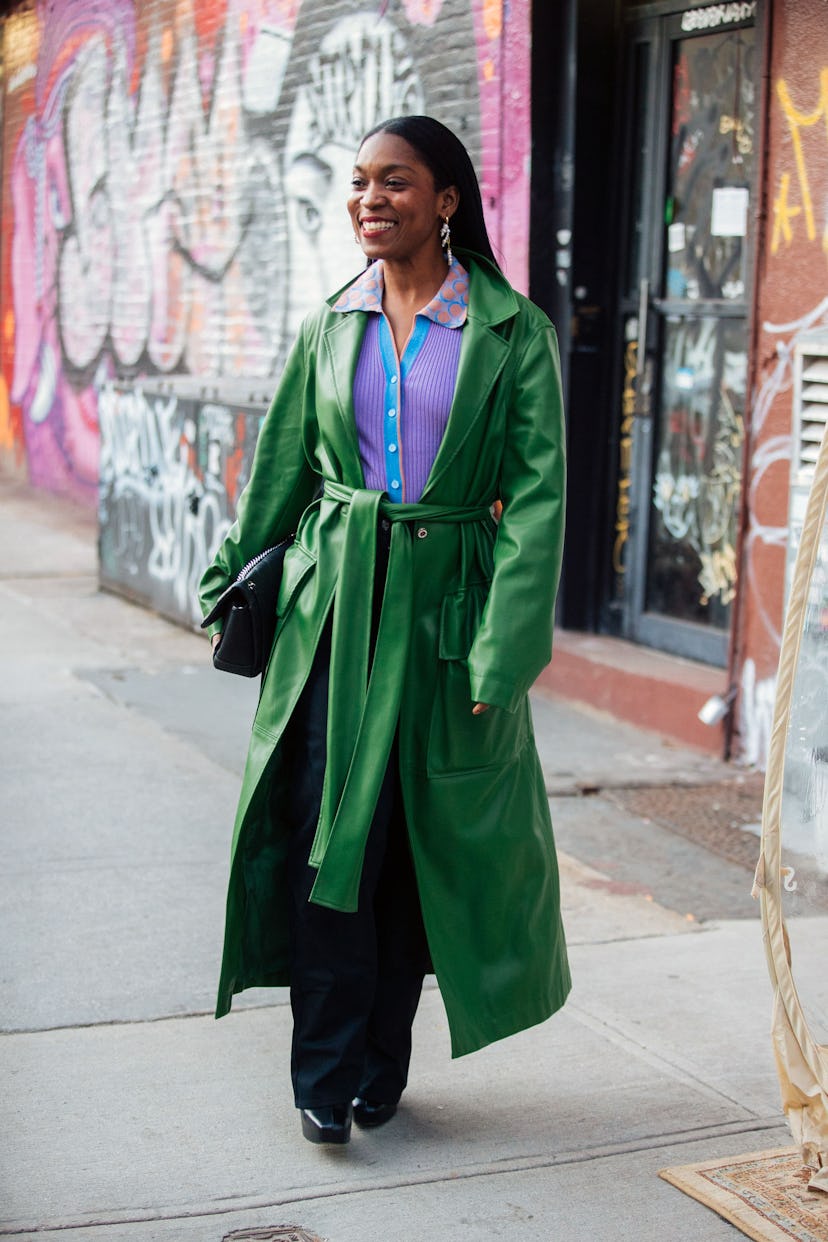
[352,1097,398,1128]
[300,1103,353,1145]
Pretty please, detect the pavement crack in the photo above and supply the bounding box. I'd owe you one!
[567,1000,763,1114]
[0,1002,287,1036]
[0,572,95,581]
[0,1118,788,1236]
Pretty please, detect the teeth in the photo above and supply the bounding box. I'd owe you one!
[362,221,395,234]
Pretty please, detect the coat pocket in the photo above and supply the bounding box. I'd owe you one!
[275,542,316,628]
[427,582,530,777]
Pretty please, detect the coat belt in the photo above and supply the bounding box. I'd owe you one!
[306,480,492,912]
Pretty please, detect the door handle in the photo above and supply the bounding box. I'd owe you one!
[634,278,652,419]
[636,277,649,379]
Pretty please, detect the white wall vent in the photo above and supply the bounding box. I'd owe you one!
[787,329,828,598]
[793,332,828,486]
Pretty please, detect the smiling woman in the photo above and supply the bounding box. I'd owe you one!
[349,137,456,252]
[200,115,569,1150]
[347,133,459,353]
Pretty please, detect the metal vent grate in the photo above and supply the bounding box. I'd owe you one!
[786,331,828,601]
[793,334,828,486]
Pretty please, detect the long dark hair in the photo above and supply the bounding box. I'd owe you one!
[360,115,500,270]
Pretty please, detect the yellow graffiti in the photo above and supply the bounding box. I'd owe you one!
[771,171,801,251]
[699,544,737,607]
[720,113,753,155]
[612,340,637,575]
[773,69,828,257]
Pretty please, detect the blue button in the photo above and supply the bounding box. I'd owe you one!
[387,409,396,418]
[389,444,397,453]
[391,480,400,489]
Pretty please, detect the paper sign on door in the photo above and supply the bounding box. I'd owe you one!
[711,187,749,237]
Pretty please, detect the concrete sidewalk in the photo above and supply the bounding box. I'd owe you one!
[0,476,798,1241]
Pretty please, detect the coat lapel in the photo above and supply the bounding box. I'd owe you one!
[421,256,519,499]
[319,311,367,487]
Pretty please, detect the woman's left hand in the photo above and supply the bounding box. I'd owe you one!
[472,702,490,715]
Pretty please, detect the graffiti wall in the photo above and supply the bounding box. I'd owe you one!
[97,380,266,622]
[0,0,530,622]
[736,0,828,763]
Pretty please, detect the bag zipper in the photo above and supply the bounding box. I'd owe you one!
[237,546,276,581]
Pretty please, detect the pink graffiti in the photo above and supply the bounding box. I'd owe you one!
[9,0,135,499]
[471,0,530,286]
[10,69,101,497]
[9,2,291,500]
[402,0,444,24]
[7,0,523,509]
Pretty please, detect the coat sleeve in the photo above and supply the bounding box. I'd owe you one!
[198,324,319,637]
[466,318,566,712]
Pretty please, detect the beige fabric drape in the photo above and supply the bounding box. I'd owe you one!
[753,423,828,1194]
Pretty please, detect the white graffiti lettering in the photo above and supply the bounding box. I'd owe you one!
[681,3,756,33]
[745,297,828,647]
[739,657,776,769]
[98,384,233,622]
[57,16,286,381]
[651,319,746,606]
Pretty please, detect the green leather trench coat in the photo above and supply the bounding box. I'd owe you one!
[199,253,570,1057]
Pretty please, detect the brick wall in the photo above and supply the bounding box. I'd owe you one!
[735,0,828,763]
[0,0,530,624]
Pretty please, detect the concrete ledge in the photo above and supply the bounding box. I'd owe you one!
[536,630,729,756]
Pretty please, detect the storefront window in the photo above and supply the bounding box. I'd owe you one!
[646,315,746,626]
[664,28,756,302]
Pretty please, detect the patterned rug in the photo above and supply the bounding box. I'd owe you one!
[659,1148,828,1242]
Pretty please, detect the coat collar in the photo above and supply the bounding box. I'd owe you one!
[325,250,518,326]
[423,254,518,497]
[457,250,520,327]
[330,256,469,326]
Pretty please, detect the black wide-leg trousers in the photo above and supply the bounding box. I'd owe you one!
[281,532,430,1109]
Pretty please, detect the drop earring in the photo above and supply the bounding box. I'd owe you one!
[440,216,453,265]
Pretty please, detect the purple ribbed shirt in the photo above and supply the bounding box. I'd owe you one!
[332,259,469,502]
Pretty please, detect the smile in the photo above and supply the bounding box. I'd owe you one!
[361,220,396,235]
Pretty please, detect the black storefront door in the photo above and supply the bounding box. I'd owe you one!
[610,3,757,666]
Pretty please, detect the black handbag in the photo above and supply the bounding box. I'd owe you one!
[201,537,294,677]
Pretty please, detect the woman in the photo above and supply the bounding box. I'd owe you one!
[200,116,570,1146]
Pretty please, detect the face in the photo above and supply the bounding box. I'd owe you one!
[347,131,458,267]
[284,142,362,334]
